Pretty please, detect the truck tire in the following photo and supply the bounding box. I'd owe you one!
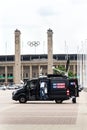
[55,100,62,104]
[72,97,76,103]
[19,96,27,103]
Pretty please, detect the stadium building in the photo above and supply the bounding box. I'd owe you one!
[0,29,77,84]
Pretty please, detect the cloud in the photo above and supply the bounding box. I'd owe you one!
[38,6,58,17]
[0,0,87,54]
[72,0,87,5]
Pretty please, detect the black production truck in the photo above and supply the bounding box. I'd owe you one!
[12,74,80,104]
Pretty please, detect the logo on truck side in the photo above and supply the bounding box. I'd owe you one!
[53,83,65,88]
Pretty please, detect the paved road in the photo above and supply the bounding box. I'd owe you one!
[0,90,87,130]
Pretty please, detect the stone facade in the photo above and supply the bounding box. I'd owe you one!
[0,56,77,84]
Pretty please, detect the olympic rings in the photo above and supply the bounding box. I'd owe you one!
[27,41,40,47]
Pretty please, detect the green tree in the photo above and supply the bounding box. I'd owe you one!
[68,71,74,78]
[53,65,75,78]
[53,65,65,74]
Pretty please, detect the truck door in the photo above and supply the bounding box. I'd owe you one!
[28,79,37,100]
[69,78,79,97]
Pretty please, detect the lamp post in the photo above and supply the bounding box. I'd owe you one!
[27,41,40,54]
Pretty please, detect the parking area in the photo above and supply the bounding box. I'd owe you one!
[0,90,87,130]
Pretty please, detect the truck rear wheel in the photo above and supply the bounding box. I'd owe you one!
[55,100,62,104]
[19,96,27,103]
[72,97,76,103]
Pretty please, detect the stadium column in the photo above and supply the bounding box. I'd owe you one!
[30,65,32,79]
[5,66,7,83]
[73,65,76,75]
[14,29,21,84]
[21,65,23,81]
[38,65,40,76]
[47,29,53,74]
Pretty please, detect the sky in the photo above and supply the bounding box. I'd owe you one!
[0,0,87,55]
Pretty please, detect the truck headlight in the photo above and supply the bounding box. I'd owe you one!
[12,90,17,95]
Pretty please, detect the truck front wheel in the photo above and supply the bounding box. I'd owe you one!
[19,96,27,103]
